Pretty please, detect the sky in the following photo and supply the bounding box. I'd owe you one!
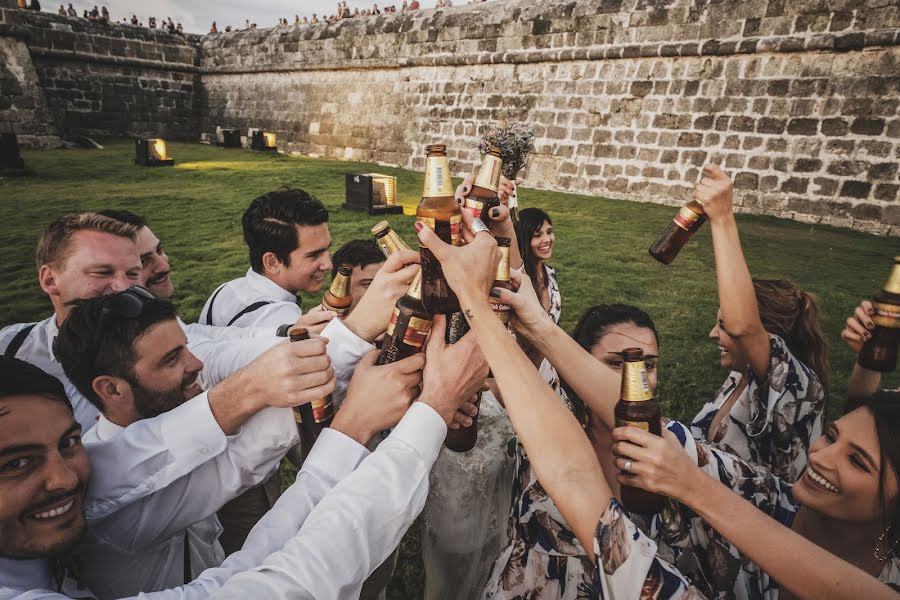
[71,0,443,34]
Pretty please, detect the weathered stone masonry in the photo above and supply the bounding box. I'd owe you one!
[3,0,900,234]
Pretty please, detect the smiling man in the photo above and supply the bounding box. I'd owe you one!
[200,190,337,333]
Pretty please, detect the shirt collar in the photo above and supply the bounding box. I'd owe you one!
[245,267,298,303]
[0,555,54,593]
[44,316,60,363]
[92,413,126,441]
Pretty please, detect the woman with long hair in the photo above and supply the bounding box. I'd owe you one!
[415,219,900,599]
[515,208,559,324]
[483,305,660,599]
[688,166,828,482]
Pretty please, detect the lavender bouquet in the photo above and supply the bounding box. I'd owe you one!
[479,121,535,180]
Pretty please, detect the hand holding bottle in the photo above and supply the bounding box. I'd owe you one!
[343,250,420,343]
[491,269,554,343]
[842,300,877,354]
[293,304,337,334]
[611,425,699,502]
[692,164,734,224]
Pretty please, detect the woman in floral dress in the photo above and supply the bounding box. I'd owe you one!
[414,218,899,600]
[689,166,829,482]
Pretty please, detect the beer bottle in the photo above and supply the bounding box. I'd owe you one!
[321,264,353,317]
[377,269,433,365]
[417,144,461,314]
[614,348,665,514]
[372,220,412,258]
[463,146,503,222]
[288,327,335,456]
[444,392,481,453]
[446,311,470,344]
[490,237,513,324]
[648,199,707,265]
[859,256,900,372]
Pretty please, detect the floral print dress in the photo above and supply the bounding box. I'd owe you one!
[483,265,599,600]
[690,335,825,483]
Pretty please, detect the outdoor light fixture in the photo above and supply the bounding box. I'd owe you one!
[344,173,403,215]
[0,133,25,171]
[135,138,174,166]
[250,130,277,152]
[219,128,241,148]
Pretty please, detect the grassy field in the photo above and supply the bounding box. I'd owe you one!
[2,139,897,597]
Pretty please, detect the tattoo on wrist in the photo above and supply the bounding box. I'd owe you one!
[465,308,474,320]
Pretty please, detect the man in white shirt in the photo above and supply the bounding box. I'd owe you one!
[0,311,488,600]
[199,189,339,332]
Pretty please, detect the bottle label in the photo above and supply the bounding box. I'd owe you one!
[474,153,502,192]
[293,398,334,424]
[490,298,511,323]
[464,198,485,219]
[615,419,650,431]
[882,264,900,295]
[386,309,432,347]
[872,301,900,329]
[496,245,511,281]
[424,157,456,196]
[621,362,653,401]
[416,215,461,245]
[673,205,703,231]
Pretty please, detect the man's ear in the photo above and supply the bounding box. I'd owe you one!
[38,264,60,298]
[261,251,284,277]
[92,375,131,414]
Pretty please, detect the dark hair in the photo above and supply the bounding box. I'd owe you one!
[752,278,830,392]
[0,356,73,414]
[843,390,900,557]
[515,207,552,292]
[563,304,659,432]
[330,239,384,278]
[97,209,148,229]
[54,293,178,411]
[242,189,329,274]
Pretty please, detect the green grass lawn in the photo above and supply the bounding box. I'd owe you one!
[2,139,897,597]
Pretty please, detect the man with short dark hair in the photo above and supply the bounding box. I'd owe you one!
[201,189,336,332]
[330,239,386,313]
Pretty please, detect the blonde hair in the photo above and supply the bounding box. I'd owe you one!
[36,213,138,269]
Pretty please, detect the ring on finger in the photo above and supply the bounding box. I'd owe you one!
[622,459,633,473]
[471,218,490,235]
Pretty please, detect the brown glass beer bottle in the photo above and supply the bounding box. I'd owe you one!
[372,220,412,258]
[377,269,433,365]
[321,264,353,317]
[489,237,513,324]
[859,257,900,372]
[648,199,707,265]
[417,144,461,314]
[288,327,335,457]
[614,348,666,514]
[444,392,481,453]
[463,145,503,222]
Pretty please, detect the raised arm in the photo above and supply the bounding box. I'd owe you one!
[612,426,898,600]
[415,218,610,559]
[841,299,883,400]
[698,164,771,379]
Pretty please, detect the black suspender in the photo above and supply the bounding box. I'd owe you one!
[205,283,273,327]
[204,285,227,326]
[4,323,36,358]
[226,301,272,326]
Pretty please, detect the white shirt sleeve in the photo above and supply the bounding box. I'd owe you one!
[189,334,284,390]
[182,321,279,342]
[130,428,370,600]
[319,318,375,408]
[209,402,447,600]
[85,394,299,552]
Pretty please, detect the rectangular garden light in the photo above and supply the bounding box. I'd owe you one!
[250,130,277,152]
[135,138,174,166]
[344,173,403,215]
[219,128,241,148]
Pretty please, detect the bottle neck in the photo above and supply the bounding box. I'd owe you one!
[495,245,511,282]
[329,272,351,297]
[406,269,424,301]
[474,152,502,192]
[423,155,455,197]
[882,263,900,295]
[620,360,653,402]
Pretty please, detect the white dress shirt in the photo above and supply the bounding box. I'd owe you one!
[0,317,100,431]
[77,393,299,599]
[0,403,445,600]
[199,269,303,329]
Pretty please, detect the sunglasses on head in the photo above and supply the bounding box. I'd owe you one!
[98,286,156,325]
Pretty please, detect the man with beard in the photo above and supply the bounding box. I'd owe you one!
[0,307,486,599]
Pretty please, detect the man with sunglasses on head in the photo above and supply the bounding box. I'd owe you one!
[50,287,438,598]
[0,320,486,600]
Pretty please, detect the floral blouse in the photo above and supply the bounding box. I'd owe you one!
[645,421,900,599]
[690,334,825,483]
[593,499,707,600]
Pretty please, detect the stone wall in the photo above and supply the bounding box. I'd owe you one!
[1,8,200,142]
[201,0,900,234]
